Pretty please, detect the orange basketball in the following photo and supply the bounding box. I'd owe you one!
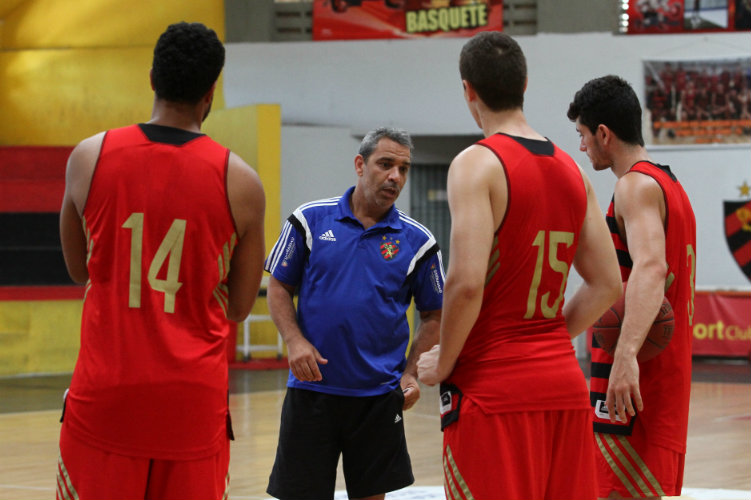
[592,290,675,362]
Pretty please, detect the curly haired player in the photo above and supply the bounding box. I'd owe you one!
[568,74,697,499]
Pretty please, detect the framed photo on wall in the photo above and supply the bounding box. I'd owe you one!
[643,57,751,145]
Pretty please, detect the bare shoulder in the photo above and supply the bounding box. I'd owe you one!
[449,143,501,174]
[68,132,105,167]
[448,143,507,229]
[227,151,263,190]
[65,132,106,213]
[615,170,663,211]
[67,132,105,176]
[226,152,265,237]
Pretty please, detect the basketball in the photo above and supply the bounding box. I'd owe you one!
[592,289,675,362]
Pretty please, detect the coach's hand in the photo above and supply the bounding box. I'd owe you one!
[287,336,328,382]
[400,373,420,410]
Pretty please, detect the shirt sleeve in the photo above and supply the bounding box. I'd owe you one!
[410,246,445,311]
[264,216,307,286]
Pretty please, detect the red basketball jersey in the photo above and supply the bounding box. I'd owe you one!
[447,133,590,414]
[590,161,697,453]
[65,124,237,459]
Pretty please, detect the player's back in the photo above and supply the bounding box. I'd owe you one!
[65,123,237,459]
[449,133,589,414]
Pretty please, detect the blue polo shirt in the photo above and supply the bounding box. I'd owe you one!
[265,186,445,397]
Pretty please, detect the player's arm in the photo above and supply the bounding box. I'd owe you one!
[608,171,668,422]
[418,145,502,386]
[563,168,622,338]
[402,308,441,409]
[225,152,266,322]
[59,133,104,284]
[267,275,328,382]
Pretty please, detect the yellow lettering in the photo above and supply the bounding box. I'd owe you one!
[406,11,417,33]
[404,5,489,34]
[693,323,707,340]
[693,321,751,341]
[428,8,439,31]
[478,4,488,25]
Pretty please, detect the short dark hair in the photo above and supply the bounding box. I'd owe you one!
[459,31,526,112]
[567,75,645,146]
[151,22,225,104]
[358,127,413,162]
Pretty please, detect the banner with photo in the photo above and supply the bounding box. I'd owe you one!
[312,0,503,41]
[643,57,751,145]
[624,0,751,34]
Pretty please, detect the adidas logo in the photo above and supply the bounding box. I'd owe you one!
[394,414,402,424]
[318,230,336,241]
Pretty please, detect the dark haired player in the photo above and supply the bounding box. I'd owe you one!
[58,22,266,499]
[417,31,621,499]
[568,74,697,499]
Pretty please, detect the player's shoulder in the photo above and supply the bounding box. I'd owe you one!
[617,165,663,195]
[68,131,106,171]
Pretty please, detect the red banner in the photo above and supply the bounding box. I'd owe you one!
[625,0,751,34]
[692,290,751,358]
[312,0,503,41]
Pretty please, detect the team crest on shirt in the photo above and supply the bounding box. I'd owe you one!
[380,236,400,260]
[724,182,751,282]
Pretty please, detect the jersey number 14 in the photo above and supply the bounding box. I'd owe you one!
[122,212,186,314]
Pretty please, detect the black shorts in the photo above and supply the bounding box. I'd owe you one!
[267,387,414,500]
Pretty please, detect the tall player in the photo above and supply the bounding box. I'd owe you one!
[58,22,266,500]
[568,75,697,499]
[417,31,622,499]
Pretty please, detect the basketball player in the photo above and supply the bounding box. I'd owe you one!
[568,75,697,498]
[264,127,444,500]
[57,22,266,499]
[416,32,622,499]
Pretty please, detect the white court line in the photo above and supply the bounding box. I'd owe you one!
[2,482,748,499]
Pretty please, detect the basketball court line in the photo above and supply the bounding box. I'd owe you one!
[3,484,748,500]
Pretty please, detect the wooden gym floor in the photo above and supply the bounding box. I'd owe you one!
[0,358,748,500]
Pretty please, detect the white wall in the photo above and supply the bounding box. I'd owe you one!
[279,126,361,219]
[226,31,751,290]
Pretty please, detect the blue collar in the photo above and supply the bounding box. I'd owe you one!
[336,186,403,230]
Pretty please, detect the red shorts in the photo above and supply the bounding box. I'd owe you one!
[595,426,685,498]
[58,425,230,500]
[442,397,597,500]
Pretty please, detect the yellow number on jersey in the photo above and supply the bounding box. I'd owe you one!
[525,230,574,319]
[122,213,187,314]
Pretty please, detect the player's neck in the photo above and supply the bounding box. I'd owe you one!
[480,108,545,141]
[612,144,651,178]
[148,99,204,134]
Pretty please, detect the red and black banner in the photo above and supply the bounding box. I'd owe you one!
[313,0,503,41]
[724,199,751,282]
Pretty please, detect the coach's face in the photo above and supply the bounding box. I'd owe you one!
[355,138,411,211]
[575,119,611,172]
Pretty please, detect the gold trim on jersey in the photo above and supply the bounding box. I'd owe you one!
[56,453,79,500]
[222,472,230,500]
[596,433,665,497]
[443,444,474,500]
[213,233,237,317]
[82,216,93,303]
[485,235,500,286]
